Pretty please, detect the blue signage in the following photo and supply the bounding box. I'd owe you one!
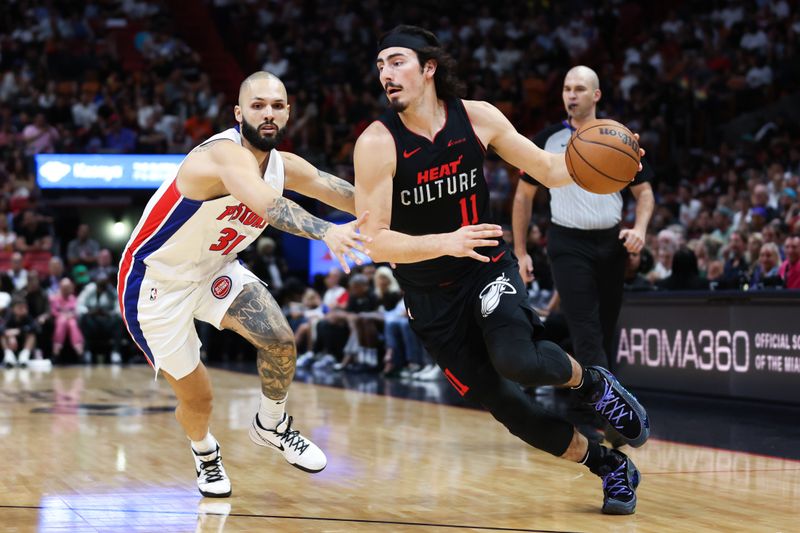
[35,153,185,189]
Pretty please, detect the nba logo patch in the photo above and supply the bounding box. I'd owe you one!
[149,287,158,301]
[212,276,232,299]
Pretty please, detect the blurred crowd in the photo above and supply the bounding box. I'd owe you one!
[0,0,798,371]
[0,221,126,368]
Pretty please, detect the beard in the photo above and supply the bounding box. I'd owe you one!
[388,98,408,112]
[240,116,286,152]
[386,82,408,112]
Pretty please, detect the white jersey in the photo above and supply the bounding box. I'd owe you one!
[119,128,285,283]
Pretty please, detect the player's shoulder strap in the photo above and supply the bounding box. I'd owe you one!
[192,127,241,152]
[376,107,402,135]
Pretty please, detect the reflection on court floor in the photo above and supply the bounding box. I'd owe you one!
[2,365,798,532]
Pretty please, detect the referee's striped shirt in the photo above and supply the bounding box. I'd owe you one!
[521,120,653,230]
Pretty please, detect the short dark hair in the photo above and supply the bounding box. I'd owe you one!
[378,25,465,101]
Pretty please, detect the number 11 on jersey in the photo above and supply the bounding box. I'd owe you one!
[459,193,478,226]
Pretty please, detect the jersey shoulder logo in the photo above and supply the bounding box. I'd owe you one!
[478,273,517,317]
[447,138,466,147]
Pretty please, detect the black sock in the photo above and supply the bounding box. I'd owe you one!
[581,440,602,474]
[573,366,600,399]
[581,441,621,477]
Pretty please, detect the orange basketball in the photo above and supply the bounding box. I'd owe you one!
[565,119,640,194]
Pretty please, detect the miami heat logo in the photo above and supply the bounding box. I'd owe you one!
[211,276,232,299]
[478,273,517,317]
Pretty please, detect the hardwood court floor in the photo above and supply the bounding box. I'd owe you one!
[2,365,798,532]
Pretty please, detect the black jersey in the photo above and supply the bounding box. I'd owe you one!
[377,98,496,289]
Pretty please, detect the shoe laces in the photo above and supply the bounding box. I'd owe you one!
[275,416,310,455]
[593,380,633,429]
[198,454,225,483]
[602,460,633,499]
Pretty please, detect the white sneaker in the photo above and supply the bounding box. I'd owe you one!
[3,349,16,368]
[416,364,443,381]
[18,349,30,367]
[192,444,232,498]
[412,364,435,379]
[296,351,315,369]
[110,351,122,364]
[312,354,337,372]
[399,364,421,379]
[249,413,327,473]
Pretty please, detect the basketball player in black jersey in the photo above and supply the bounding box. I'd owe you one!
[354,25,650,515]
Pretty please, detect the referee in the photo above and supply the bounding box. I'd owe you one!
[512,65,654,371]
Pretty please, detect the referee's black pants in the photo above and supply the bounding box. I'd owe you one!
[547,223,627,369]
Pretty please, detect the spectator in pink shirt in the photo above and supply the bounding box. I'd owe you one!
[778,235,800,289]
[49,277,85,360]
[21,113,59,155]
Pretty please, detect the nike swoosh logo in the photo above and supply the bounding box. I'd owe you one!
[490,251,506,263]
[254,422,284,450]
[403,147,421,158]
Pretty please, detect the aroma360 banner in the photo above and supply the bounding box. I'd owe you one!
[615,292,800,404]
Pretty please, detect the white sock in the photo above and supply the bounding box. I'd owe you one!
[258,393,287,429]
[190,432,218,455]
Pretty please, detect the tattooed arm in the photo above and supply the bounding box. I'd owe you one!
[281,151,356,215]
[193,140,336,238]
[265,196,332,240]
[265,195,370,274]
[195,140,370,272]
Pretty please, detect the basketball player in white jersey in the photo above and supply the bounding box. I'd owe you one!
[118,71,370,497]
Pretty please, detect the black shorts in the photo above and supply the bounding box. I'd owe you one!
[404,247,544,392]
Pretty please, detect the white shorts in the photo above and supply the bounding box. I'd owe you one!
[120,260,261,380]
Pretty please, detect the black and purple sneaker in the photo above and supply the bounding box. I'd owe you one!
[584,366,650,448]
[599,450,641,515]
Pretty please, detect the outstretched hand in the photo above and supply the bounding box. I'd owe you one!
[323,211,372,273]
[446,224,503,262]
